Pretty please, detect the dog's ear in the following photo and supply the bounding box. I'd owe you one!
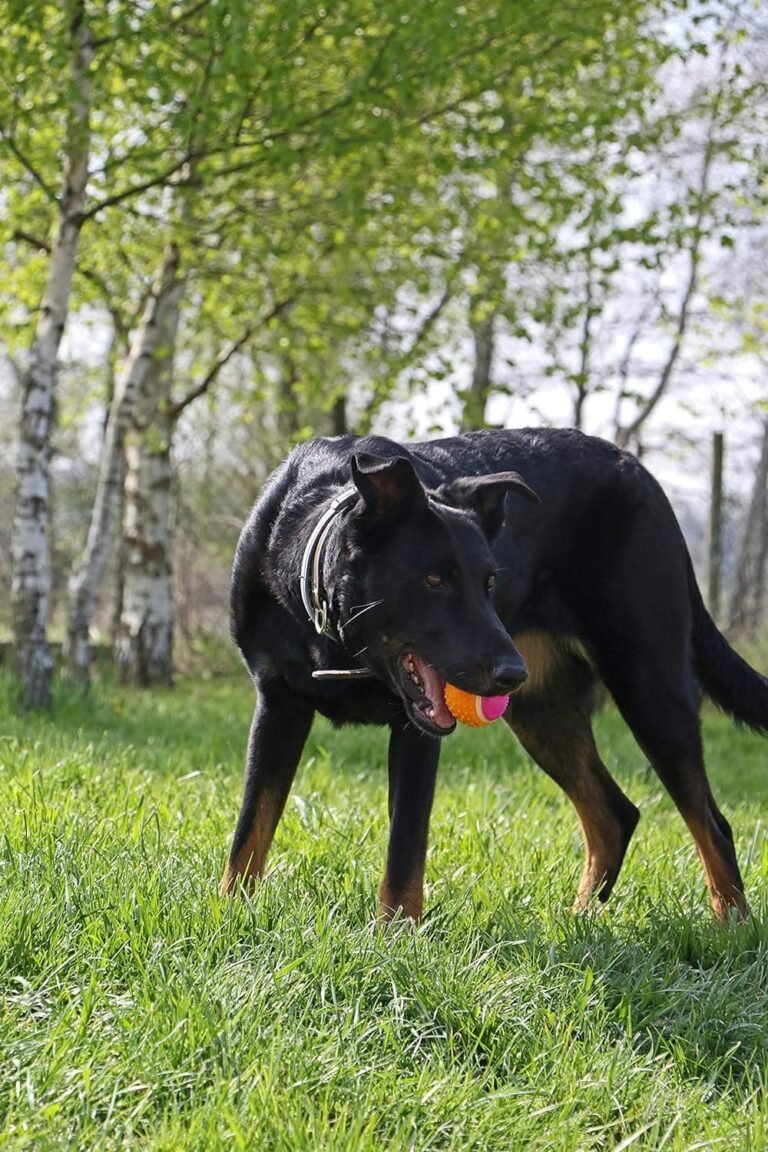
[350,453,426,519]
[441,472,540,540]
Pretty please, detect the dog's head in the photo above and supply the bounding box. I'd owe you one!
[331,452,539,736]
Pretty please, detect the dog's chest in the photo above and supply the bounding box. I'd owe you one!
[311,684,398,728]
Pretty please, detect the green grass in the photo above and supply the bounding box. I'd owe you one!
[1,673,768,1150]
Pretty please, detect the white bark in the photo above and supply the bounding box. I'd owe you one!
[11,1,93,709]
[115,274,184,686]
[466,311,495,431]
[64,245,181,684]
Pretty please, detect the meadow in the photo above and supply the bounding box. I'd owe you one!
[1,673,768,1150]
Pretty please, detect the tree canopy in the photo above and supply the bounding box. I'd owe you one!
[1,0,766,704]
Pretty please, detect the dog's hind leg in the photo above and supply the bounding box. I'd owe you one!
[601,654,747,921]
[379,718,441,922]
[505,639,640,911]
[572,497,748,920]
[220,689,314,894]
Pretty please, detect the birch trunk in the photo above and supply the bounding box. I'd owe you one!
[463,310,495,430]
[114,276,184,686]
[64,246,181,685]
[10,1,93,710]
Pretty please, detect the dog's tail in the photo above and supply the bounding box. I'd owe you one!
[688,554,768,733]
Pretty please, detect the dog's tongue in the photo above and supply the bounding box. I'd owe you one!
[414,656,454,730]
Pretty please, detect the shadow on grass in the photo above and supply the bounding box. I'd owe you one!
[475,894,768,1093]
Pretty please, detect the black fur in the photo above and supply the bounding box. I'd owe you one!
[222,428,768,920]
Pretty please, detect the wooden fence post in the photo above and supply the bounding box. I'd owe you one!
[708,430,724,623]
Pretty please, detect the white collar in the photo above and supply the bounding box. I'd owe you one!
[298,487,357,637]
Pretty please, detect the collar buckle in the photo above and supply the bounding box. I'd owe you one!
[312,601,329,636]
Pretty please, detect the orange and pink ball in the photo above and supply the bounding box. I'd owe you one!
[443,683,510,727]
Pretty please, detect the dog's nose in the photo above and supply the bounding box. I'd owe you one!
[491,653,528,693]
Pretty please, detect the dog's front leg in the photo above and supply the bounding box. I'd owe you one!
[220,688,314,894]
[379,717,441,922]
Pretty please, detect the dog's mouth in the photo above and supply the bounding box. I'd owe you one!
[399,651,456,735]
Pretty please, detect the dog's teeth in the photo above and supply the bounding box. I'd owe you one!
[404,654,425,694]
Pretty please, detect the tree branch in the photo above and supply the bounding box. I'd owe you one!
[402,285,452,360]
[0,126,59,201]
[615,73,723,449]
[82,153,198,220]
[611,300,655,436]
[573,245,596,430]
[170,0,211,28]
[12,227,128,338]
[168,297,293,420]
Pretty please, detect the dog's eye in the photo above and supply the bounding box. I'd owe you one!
[425,573,443,589]
[486,573,496,592]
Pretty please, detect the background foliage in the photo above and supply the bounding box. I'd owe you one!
[2,0,766,686]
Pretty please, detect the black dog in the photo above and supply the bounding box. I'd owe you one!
[221,428,768,921]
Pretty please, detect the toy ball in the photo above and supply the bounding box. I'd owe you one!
[444,683,510,727]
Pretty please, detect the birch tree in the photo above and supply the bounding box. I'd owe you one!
[64,245,181,683]
[114,271,184,687]
[463,302,499,431]
[2,0,216,707]
[8,0,93,709]
[484,27,761,448]
[613,58,729,450]
[114,302,260,686]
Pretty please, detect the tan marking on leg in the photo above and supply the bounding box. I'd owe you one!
[509,710,638,911]
[378,868,425,923]
[684,815,748,922]
[570,794,633,911]
[219,789,285,896]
